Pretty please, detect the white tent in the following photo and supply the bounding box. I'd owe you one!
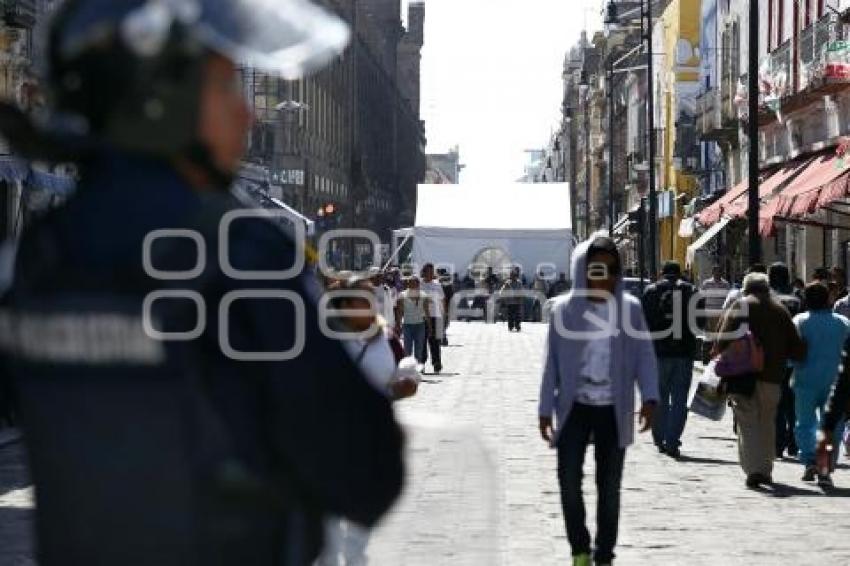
[411,183,574,278]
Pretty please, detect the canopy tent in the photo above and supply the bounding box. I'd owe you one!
[411,183,574,278]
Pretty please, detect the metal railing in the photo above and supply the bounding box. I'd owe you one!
[760,39,792,104]
[799,12,850,90]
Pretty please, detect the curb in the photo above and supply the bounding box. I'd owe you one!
[0,428,21,449]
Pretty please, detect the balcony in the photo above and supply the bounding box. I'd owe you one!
[4,0,37,29]
[758,12,850,124]
[799,13,850,91]
[696,87,738,145]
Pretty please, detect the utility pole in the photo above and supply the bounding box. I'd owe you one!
[608,58,615,237]
[747,0,761,263]
[584,86,591,240]
[645,0,658,278]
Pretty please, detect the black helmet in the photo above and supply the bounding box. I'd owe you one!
[1,0,349,161]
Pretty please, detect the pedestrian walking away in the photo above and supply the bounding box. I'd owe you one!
[420,263,445,374]
[791,282,849,486]
[716,273,805,489]
[0,3,404,564]
[539,236,659,566]
[769,263,802,459]
[700,265,730,333]
[641,261,697,459]
[500,268,525,332]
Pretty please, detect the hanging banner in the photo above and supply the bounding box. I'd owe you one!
[823,40,850,82]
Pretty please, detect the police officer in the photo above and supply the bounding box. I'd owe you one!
[0,1,402,565]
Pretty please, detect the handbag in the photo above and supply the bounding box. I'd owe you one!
[715,330,764,378]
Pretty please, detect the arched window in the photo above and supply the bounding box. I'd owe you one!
[469,247,513,280]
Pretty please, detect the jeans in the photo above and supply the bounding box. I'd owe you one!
[424,317,443,370]
[652,357,693,451]
[775,368,797,457]
[506,304,522,331]
[557,403,625,564]
[402,323,427,364]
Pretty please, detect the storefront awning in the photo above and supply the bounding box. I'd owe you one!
[760,153,850,232]
[697,179,747,226]
[723,159,810,219]
[686,215,732,267]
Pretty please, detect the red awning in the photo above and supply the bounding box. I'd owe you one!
[696,179,747,226]
[766,154,850,218]
[724,160,808,219]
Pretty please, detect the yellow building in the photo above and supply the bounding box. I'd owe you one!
[656,0,701,269]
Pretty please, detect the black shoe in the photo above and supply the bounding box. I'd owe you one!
[656,443,667,454]
[787,445,799,458]
[433,365,442,374]
[745,474,762,489]
[818,473,834,489]
[802,465,817,482]
[666,447,681,459]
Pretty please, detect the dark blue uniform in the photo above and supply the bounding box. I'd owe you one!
[2,152,403,565]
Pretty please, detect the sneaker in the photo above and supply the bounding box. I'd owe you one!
[572,554,591,566]
[817,473,834,489]
[802,465,818,482]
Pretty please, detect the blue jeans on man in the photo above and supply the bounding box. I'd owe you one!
[557,403,625,564]
[652,357,694,455]
[402,323,427,364]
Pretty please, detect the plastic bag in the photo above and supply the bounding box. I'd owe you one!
[689,360,727,421]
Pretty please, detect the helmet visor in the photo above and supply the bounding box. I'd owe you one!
[57,0,350,79]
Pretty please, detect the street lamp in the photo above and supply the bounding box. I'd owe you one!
[604,0,657,277]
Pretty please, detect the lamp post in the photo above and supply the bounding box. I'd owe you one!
[604,0,657,276]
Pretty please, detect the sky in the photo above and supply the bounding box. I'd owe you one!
[415,0,603,184]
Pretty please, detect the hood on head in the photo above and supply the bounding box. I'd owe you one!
[570,233,623,294]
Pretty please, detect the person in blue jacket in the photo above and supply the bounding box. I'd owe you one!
[792,282,849,487]
[0,2,403,565]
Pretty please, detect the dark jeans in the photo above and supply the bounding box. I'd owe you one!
[506,304,522,330]
[424,317,443,370]
[652,357,693,450]
[775,368,797,457]
[557,403,625,563]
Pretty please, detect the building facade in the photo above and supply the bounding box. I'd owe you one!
[241,0,426,243]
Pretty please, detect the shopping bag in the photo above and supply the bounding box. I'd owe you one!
[689,360,727,421]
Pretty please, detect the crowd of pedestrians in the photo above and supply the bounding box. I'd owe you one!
[537,232,850,566]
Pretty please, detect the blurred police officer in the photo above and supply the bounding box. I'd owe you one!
[0,1,403,565]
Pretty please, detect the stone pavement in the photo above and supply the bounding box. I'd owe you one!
[2,322,850,565]
[368,322,850,566]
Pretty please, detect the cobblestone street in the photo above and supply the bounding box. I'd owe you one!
[369,322,850,566]
[3,323,850,565]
